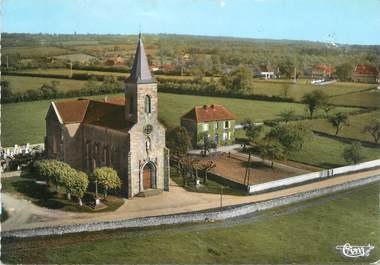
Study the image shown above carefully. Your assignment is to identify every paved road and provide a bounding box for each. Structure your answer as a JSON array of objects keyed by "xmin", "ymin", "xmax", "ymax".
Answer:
[{"xmin": 2, "ymin": 168, "xmax": 380, "ymax": 231}]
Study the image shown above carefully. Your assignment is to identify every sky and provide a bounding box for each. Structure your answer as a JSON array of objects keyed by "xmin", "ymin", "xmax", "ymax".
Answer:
[{"xmin": 2, "ymin": 0, "xmax": 380, "ymax": 45}]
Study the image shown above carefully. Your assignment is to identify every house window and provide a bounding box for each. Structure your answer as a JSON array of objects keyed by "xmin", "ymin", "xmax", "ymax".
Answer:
[
  {"xmin": 202, "ymin": 123, "xmax": 209, "ymax": 132},
  {"xmin": 222, "ymin": 132, "xmax": 228, "ymax": 141},
  {"xmin": 224, "ymin": 121, "xmax": 230, "ymax": 129},
  {"xmin": 145, "ymin": 95, "xmax": 151, "ymax": 114},
  {"xmin": 103, "ymin": 147, "xmax": 107, "ymax": 162}
]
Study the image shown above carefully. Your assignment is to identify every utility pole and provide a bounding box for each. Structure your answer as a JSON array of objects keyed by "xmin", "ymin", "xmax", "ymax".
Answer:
[
  {"xmin": 293, "ymin": 66, "xmax": 297, "ymax": 83},
  {"xmin": 244, "ymin": 152, "xmax": 251, "ymax": 185},
  {"xmin": 6, "ymin": 55, "xmax": 9, "ymax": 69}
]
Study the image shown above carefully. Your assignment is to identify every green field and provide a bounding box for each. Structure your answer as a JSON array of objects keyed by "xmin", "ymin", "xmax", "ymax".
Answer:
[
  {"xmin": 4, "ymin": 75, "xmax": 94, "ymax": 93},
  {"xmin": 329, "ymin": 90, "xmax": 380, "ymax": 108},
  {"xmin": 6, "ymin": 73, "xmax": 376, "ymax": 104},
  {"xmin": 1, "ymin": 92, "xmax": 358, "ymax": 147},
  {"xmin": 2, "ymin": 182, "xmax": 379, "ymax": 264},
  {"xmin": 288, "ymin": 134, "xmax": 379, "ymax": 168},
  {"xmin": 3, "ymin": 46, "xmax": 73, "ymax": 58},
  {"xmin": 295, "ymin": 110, "xmax": 380, "ymax": 143}
]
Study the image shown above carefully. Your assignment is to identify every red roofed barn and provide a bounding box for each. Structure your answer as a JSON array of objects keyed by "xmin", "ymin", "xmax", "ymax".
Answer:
[
  {"xmin": 311, "ymin": 64, "xmax": 334, "ymax": 79},
  {"xmin": 352, "ymin": 64, "xmax": 379, "ymax": 84},
  {"xmin": 45, "ymin": 35, "xmax": 169, "ymax": 199},
  {"xmin": 181, "ymin": 104, "xmax": 236, "ymax": 148}
]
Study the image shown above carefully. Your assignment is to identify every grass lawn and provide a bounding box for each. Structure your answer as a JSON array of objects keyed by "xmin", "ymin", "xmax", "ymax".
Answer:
[
  {"xmin": 4, "ymin": 75, "xmax": 96, "ymax": 93},
  {"xmin": 329, "ymin": 89, "xmax": 380, "ymax": 108},
  {"xmin": 2, "ymin": 182, "xmax": 379, "ymax": 264},
  {"xmin": 294, "ymin": 110, "xmax": 380, "ymax": 143},
  {"xmin": 1, "ymin": 92, "xmax": 358, "ymax": 147},
  {"xmin": 236, "ymin": 126, "xmax": 379, "ymax": 168},
  {"xmin": 1, "ymin": 174, "xmax": 124, "ymax": 213},
  {"xmin": 288, "ymin": 134, "xmax": 380, "ymax": 168}
]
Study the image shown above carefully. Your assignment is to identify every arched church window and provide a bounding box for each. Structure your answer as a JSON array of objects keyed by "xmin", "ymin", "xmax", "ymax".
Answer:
[{"xmin": 145, "ymin": 95, "xmax": 151, "ymax": 114}]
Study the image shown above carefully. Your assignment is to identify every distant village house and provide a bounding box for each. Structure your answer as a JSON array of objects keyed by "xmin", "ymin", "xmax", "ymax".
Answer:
[
  {"xmin": 256, "ymin": 65, "xmax": 276, "ymax": 79},
  {"xmin": 311, "ymin": 64, "xmax": 334, "ymax": 79},
  {"xmin": 104, "ymin": 55, "xmax": 124, "ymax": 66},
  {"xmin": 351, "ymin": 64, "xmax": 379, "ymax": 84}
]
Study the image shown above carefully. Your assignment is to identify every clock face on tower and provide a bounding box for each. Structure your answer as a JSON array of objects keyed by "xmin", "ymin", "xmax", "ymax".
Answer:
[{"xmin": 143, "ymin": 124, "xmax": 153, "ymax": 135}]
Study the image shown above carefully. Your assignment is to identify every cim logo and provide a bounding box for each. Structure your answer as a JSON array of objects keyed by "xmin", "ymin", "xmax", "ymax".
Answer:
[{"xmin": 336, "ymin": 243, "xmax": 375, "ymax": 258}]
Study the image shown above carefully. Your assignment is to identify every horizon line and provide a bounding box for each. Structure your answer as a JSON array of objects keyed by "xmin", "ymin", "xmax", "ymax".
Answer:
[{"xmin": 3, "ymin": 31, "xmax": 380, "ymax": 47}]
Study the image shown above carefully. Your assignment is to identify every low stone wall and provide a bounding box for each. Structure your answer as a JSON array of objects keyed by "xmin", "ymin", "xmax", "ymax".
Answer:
[
  {"xmin": 3, "ymin": 174, "xmax": 379, "ymax": 238},
  {"xmin": 208, "ymin": 171, "xmax": 247, "ymax": 191},
  {"xmin": 248, "ymin": 159, "xmax": 380, "ymax": 194}
]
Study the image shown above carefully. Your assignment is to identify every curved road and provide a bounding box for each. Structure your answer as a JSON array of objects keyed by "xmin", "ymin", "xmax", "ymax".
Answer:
[{"xmin": 2, "ymin": 168, "xmax": 380, "ymax": 232}]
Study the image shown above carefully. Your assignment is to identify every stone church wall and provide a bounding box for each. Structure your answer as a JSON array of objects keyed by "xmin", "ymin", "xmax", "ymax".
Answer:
[
  {"xmin": 62, "ymin": 123, "xmax": 83, "ymax": 170},
  {"xmin": 83, "ymin": 124, "xmax": 130, "ymax": 194},
  {"xmin": 45, "ymin": 106, "xmax": 63, "ymax": 160}
]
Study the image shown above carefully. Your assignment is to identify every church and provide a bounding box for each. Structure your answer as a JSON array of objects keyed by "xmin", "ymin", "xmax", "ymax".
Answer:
[{"xmin": 45, "ymin": 35, "xmax": 170, "ymax": 199}]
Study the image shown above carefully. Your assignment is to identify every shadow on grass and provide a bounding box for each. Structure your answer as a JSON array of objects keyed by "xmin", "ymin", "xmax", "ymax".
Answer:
[
  {"xmin": 241, "ymin": 161, "xmax": 272, "ymax": 169},
  {"xmin": 319, "ymin": 162, "xmax": 342, "ymax": 169},
  {"xmin": 170, "ymin": 174, "xmax": 246, "ymax": 196}
]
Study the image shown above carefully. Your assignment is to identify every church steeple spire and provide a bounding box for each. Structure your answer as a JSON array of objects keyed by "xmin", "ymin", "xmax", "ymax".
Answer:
[{"xmin": 127, "ymin": 33, "xmax": 154, "ymax": 84}]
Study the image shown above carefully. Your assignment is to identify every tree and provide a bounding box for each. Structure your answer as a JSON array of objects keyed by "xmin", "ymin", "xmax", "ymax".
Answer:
[
  {"xmin": 245, "ymin": 125, "xmax": 263, "ymax": 144},
  {"xmin": 265, "ymin": 124, "xmax": 311, "ymax": 156},
  {"xmin": 343, "ymin": 142, "xmax": 365, "ymax": 164},
  {"xmin": 362, "ymin": 120, "xmax": 380, "ymax": 144},
  {"xmin": 278, "ymin": 109, "xmax": 296, "ymax": 123},
  {"xmin": 71, "ymin": 171, "xmax": 88, "ymax": 206},
  {"xmin": 282, "ymin": 83, "xmax": 291, "ymax": 98},
  {"xmin": 302, "ymin": 90, "xmax": 328, "ymax": 119},
  {"xmin": 166, "ymin": 127, "xmax": 191, "ymax": 156},
  {"xmin": 34, "ymin": 159, "xmax": 72, "ymax": 192},
  {"xmin": 198, "ymin": 160, "xmax": 216, "ymax": 183},
  {"xmin": 256, "ymin": 141, "xmax": 285, "ymax": 168},
  {"xmin": 0, "ymin": 80, "xmax": 12, "ymax": 100},
  {"xmin": 328, "ymin": 112, "xmax": 349, "ymax": 135},
  {"xmin": 278, "ymin": 58, "xmax": 295, "ymax": 79},
  {"xmin": 93, "ymin": 167, "xmax": 121, "ymax": 199},
  {"xmin": 60, "ymin": 166, "xmax": 83, "ymax": 201},
  {"xmin": 62, "ymin": 170, "xmax": 89, "ymax": 206},
  {"xmin": 220, "ymin": 64, "xmax": 254, "ymax": 94},
  {"xmin": 335, "ymin": 62, "xmax": 354, "ymax": 81}
]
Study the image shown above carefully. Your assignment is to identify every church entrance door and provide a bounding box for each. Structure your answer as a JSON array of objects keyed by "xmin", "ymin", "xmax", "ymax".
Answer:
[{"xmin": 143, "ymin": 163, "xmax": 153, "ymax": 190}]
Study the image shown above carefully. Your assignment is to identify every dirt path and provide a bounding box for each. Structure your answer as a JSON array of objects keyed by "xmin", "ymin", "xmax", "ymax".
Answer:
[{"xmin": 2, "ymin": 168, "xmax": 380, "ymax": 232}]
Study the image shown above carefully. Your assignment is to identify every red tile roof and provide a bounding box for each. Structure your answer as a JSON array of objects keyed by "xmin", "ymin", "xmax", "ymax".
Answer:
[
  {"xmin": 52, "ymin": 97, "xmax": 133, "ymax": 132},
  {"xmin": 54, "ymin": 99, "xmax": 90, "ymax": 123},
  {"xmin": 181, "ymin": 104, "xmax": 236, "ymax": 123},
  {"xmin": 352, "ymin": 64, "xmax": 379, "ymax": 76},
  {"xmin": 313, "ymin": 64, "xmax": 334, "ymax": 75},
  {"xmin": 258, "ymin": 65, "xmax": 273, "ymax": 73}
]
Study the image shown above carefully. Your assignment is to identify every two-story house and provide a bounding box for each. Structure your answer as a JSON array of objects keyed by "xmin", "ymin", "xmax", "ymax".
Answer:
[{"xmin": 180, "ymin": 104, "xmax": 236, "ymax": 148}]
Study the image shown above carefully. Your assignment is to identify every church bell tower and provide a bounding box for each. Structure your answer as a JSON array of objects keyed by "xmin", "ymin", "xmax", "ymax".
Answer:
[{"xmin": 125, "ymin": 34, "xmax": 157, "ymax": 124}]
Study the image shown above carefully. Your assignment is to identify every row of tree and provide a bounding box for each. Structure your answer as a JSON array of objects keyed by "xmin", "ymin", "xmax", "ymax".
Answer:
[
  {"xmin": 33, "ymin": 160, "xmax": 121, "ymax": 206},
  {"xmin": 1, "ymin": 76, "xmax": 124, "ymax": 103}
]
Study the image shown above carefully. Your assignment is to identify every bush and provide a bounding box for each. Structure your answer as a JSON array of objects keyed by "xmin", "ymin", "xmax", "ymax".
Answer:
[{"xmin": 93, "ymin": 167, "xmax": 121, "ymax": 199}]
